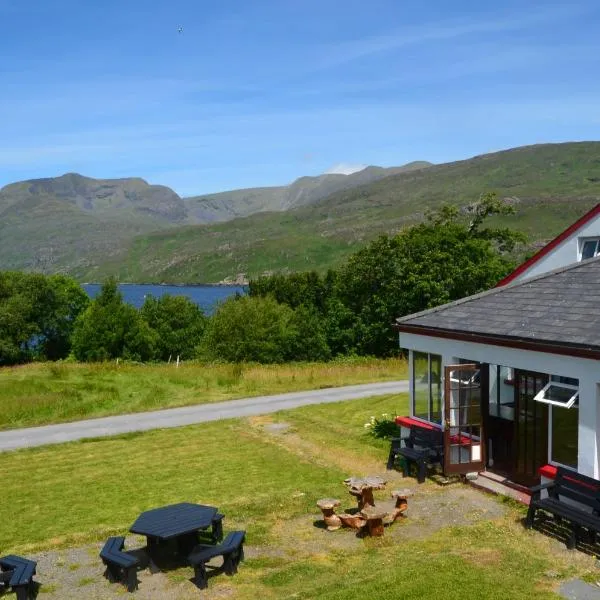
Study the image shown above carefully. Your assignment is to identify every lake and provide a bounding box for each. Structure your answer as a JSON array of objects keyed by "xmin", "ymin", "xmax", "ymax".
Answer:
[{"xmin": 83, "ymin": 284, "xmax": 247, "ymax": 314}]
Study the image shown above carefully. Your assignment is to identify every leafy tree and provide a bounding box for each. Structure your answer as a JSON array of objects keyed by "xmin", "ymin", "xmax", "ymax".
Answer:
[
  {"xmin": 287, "ymin": 305, "xmax": 331, "ymax": 362},
  {"xmin": 248, "ymin": 271, "xmax": 332, "ymax": 313},
  {"xmin": 140, "ymin": 294, "xmax": 207, "ymax": 361},
  {"xmin": 334, "ymin": 203, "xmax": 520, "ymax": 355},
  {"xmin": 199, "ymin": 295, "xmax": 329, "ymax": 363},
  {"xmin": 0, "ymin": 272, "xmax": 39, "ymax": 364},
  {"xmin": 38, "ymin": 275, "xmax": 90, "ymax": 360},
  {"xmin": 71, "ymin": 278, "xmax": 157, "ymax": 361},
  {"xmin": 0, "ymin": 272, "xmax": 88, "ymax": 364}
]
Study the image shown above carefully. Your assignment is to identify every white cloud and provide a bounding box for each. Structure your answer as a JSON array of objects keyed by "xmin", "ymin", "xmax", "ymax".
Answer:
[
  {"xmin": 325, "ymin": 163, "xmax": 367, "ymax": 175},
  {"xmin": 315, "ymin": 4, "xmax": 592, "ymax": 69}
]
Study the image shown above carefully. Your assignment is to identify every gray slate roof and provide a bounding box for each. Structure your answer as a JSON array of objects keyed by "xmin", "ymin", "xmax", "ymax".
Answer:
[{"xmin": 395, "ymin": 256, "xmax": 600, "ymax": 350}]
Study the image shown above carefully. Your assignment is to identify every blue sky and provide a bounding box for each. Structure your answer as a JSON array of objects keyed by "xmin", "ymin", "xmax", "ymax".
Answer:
[{"xmin": 1, "ymin": 0, "xmax": 600, "ymax": 196}]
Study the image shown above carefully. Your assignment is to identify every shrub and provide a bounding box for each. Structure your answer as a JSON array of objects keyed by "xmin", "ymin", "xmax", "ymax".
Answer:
[{"xmin": 364, "ymin": 413, "xmax": 398, "ymax": 439}]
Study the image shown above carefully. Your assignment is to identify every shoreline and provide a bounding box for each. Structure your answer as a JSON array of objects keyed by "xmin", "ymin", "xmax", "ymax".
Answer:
[{"xmin": 81, "ymin": 282, "xmax": 249, "ymax": 288}]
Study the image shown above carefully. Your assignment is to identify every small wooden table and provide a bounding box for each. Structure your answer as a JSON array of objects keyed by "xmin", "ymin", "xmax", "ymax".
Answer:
[{"xmin": 344, "ymin": 476, "xmax": 387, "ymax": 510}]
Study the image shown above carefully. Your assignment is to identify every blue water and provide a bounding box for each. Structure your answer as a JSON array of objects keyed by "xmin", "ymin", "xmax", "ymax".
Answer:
[{"xmin": 83, "ymin": 284, "xmax": 247, "ymax": 314}]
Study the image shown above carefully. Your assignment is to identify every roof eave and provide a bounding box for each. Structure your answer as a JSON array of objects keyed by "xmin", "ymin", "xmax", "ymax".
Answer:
[{"xmin": 394, "ymin": 323, "xmax": 600, "ymax": 360}]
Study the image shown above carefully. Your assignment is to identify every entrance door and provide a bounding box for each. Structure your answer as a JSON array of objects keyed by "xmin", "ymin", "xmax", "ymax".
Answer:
[
  {"xmin": 514, "ymin": 370, "xmax": 548, "ymax": 486},
  {"xmin": 443, "ymin": 364, "xmax": 485, "ymax": 474}
]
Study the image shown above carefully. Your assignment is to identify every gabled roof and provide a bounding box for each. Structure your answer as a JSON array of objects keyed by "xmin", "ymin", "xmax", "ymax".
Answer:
[
  {"xmin": 497, "ymin": 203, "xmax": 600, "ymax": 286},
  {"xmin": 395, "ymin": 256, "xmax": 600, "ymax": 358}
]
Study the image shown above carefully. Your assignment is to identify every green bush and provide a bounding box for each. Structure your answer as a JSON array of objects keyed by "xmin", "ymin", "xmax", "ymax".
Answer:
[
  {"xmin": 199, "ymin": 295, "xmax": 330, "ymax": 363},
  {"xmin": 364, "ymin": 413, "xmax": 398, "ymax": 439},
  {"xmin": 71, "ymin": 278, "xmax": 157, "ymax": 362},
  {"xmin": 140, "ymin": 294, "xmax": 207, "ymax": 361}
]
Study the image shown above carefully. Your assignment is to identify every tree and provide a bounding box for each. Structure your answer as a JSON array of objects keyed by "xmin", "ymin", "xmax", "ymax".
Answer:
[
  {"xmin": 0, "ymin": 271, "xmax": 88, "ymax": 364},
  {"xmin": 248, "ymin": 271, "xmax": 331, "ymax": 313},
  {"xmin": 71, "ymin": 278, "xmax": 157, "ymax": 361},
  {"xmin": 38, "ymin": 275, "xmax": 90, "ymax": 360},
  {"xmin": 140, "ymin": 294, "xmax": 207, "ymax": 361},
  {"xmin": 199, "ymin": 295, "xmax": 329, "ymax": 363},
  {"xmin": 334, "ymin": 211, "xmax": 520, "ymax": 356}
]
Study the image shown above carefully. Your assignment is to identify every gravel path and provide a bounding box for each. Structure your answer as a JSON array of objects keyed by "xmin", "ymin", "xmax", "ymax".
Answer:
[{"xmin": 0, "ymin": 380, "xmax": 408, "ymax": 452}]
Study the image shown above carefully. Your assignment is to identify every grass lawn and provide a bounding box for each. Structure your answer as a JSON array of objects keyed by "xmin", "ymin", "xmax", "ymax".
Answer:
[
  {"xmin": 0, "ymin": 392, "xmax": 596, "ymax": 599},
  {"xmin": 0, "ymin": 356, "xmax": 406, "ymax": 430}
]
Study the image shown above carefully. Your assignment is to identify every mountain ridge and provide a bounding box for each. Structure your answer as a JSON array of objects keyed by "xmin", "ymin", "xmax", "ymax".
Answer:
[{"xmin": 2, "ymin": 142, "xmax": 600, "ymax": 282}]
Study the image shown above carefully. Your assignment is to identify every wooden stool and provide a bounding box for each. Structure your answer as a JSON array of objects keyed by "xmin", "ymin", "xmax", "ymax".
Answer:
[
  {"xmin": 360, "ymin": 506, "xmax": 388, "ymax": 537},
  {"xmin": 390, "ymin": 489, "xmax": 412, "ymax": 522},
  {"xmin": 317, "ymin": 498, "xmax": 342, "ymax": 531}
]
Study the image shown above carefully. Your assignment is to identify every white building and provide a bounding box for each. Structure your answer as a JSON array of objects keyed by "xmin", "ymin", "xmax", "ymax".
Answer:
[{"xmin": 395, "ymin": 206, "xmax": 600, "ymax": 486}]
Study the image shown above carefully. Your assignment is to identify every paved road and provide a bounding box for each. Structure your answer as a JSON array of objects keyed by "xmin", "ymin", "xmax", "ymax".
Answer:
[{"xmin": 0, "ymin": 381, "xmax": 408, "ymax": 452}]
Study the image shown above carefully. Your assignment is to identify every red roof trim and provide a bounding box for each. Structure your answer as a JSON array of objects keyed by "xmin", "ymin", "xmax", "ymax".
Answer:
[{"xmin": 497, "ymin": 203, "xmax": 600, "ymax": 287}]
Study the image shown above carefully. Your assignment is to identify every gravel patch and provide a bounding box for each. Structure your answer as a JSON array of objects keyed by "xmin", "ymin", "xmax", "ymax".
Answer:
[
  {"xmin": 23, "ymin": 485, "xmax": 507, "ymax": 597},
  {"xmin": 31, "ymin": 536, "xmax": 252, "ymax": 599}
]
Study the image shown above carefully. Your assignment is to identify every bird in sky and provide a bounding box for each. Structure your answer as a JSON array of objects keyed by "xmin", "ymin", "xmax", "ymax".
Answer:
[{"xmin": 178, "ymin": 26, "xmax": 183, "ymax": 34}]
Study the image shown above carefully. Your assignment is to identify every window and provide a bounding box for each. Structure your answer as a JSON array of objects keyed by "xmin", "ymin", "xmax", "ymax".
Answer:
[
  {"xmin": 488, "ymin": 365, "xmax": 515, "ymax": 420},
  {"xmin": 412, "ymin": 351, "xmax": 442, "ymax": 425},
  {"xmin": 580, "ymin": 238, "xmax": 600, "ymax": 261},
  {"xmin": 534, "ymin": 380, "xmax": 579, "ymax": 408},
  {"xmin": 540, "ymin": 375, "xmax": 579, "ymax": 469},
  {"xmin": 551, "ymin": 399, "xmax": 578, "ymax": 468}
]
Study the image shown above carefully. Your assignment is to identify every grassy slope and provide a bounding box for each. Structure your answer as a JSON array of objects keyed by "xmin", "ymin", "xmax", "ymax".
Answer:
[
  {"xmin": 0, "ymin": 358, "xmax": 406, "ymax": 429},
  {"xmin": 0, "ymin": 393, "xmax": 591, "ymax": 599},
  {"xmin": 88, "ymin": 141, "xmax": 600, "ymax": 282}
]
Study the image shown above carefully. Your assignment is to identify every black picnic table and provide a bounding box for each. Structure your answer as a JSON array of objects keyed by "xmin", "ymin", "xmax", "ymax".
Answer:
[{"xmin": 130, "ymin": 502, "xmax": 218, "ymax": 565}]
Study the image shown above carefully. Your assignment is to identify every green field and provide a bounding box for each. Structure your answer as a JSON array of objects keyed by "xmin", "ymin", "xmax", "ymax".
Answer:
[
  {"xmin": 86, "ymin": 142, "xmax": 600, "ymax": 282},
  {"xmin": 0, "ymin": 357, "xmax": 406, "ymax": 429},
  {"xmin": 0, "ymin": 393, "xmax": 594, "ymax": 599}
]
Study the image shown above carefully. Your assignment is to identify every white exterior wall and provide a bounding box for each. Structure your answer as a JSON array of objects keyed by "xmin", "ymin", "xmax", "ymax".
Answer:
[
  {"xmin": 512, "ymin": 215, "xmax": 600, "ymax": 283},
  {"xmin": 400, "ymin": 332, "xmax": 600, "ymax": 478}
]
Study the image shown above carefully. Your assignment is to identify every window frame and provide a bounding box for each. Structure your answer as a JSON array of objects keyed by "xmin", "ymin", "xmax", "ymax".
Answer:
[
  {"xmin": 534, "ymin": 381, "xmax": 579, "ymax": 408},
  {"xmin": 411, "ymin": 351, "xmax": 442, "ymax": 425}
]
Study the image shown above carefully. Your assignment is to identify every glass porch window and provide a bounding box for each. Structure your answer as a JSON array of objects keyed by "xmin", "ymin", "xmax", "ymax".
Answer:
[
  {"xmin": 412, "ymin": 351, "xmax": 442, "ymax": 425},
  {"xmin": 488, "ymin": 365, "xmax": 515, "ymax": 420},
  {"xmin": 551, "ymin": 401, "xmax": 578, "ymax": 469}
]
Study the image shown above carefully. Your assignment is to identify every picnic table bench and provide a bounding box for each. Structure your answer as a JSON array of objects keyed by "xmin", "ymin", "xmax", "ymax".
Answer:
[
  {"xmin": 0, "ymin": 554, "xmax": 37, "ymax": 600},
  {"xmin": 100, "ymin": 536, "xmax": 140, "ymax": 592},
  {"xmin": 388, "ymin": 427, "xmax": 443, "ymax": 483},
  {"xmin": 526, "ymin": 466, "xmax": 600, "ymax": 550},
  {"xmin": 188, "ymin": 530, "xmax": 246, "ymax": 590}
]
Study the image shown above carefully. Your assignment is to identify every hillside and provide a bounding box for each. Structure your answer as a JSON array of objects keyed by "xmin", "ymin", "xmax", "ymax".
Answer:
[
  {"xmin": 184, "ymin": 161, "xmax": 432, "ymax": 222},
  {"xmin": 0, "ymin": 164, "xmax": 429, "ymax": 274},
  {"xmin": 84, "ymin": 142, "xmax": 600, "ymax": 283},
  {"xmin": 0, "ymin": 173, "xmax": 187, "ymax": 273}
]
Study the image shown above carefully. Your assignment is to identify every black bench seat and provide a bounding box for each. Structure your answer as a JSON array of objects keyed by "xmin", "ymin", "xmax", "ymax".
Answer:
[
  {"xmin": 526, "ymin": 466, "xmax": 600, "ymax": 550},
  {"xmin": 188, "ymin": 530, "xmax": 246, "ymax": 590},
  {"xmin": 388, "ymin": 427, "xmax": 444, "ymax": 483},
  {"xmin": 0, "ymin": 555, "xmax": 37, "ymax": 600},
  {"xmin": 100, "ymin": 536, "xmax": 140, "ymax": 592}
]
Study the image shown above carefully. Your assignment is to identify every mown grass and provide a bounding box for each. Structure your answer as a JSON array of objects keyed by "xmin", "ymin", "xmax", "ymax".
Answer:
[
  {"xmin": 0, "ymin": 393, "xmax": 595, "ymax": 599},
  {"xmin": 0, "ymin": 357, "xmax": 406, "ymax": 430}
]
